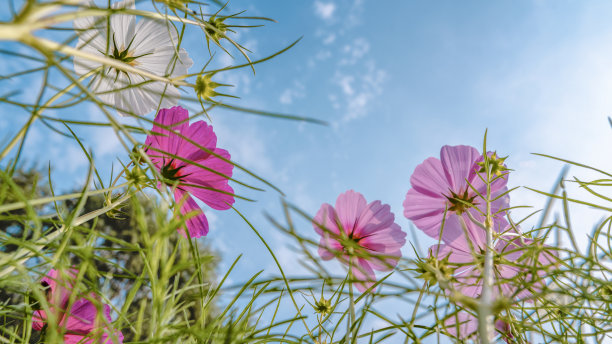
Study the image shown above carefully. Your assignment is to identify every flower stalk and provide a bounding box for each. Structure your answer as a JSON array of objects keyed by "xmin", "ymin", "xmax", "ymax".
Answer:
[{"xmin": 478, "ymin": 149, "xmax": 495, "ymax": 344}]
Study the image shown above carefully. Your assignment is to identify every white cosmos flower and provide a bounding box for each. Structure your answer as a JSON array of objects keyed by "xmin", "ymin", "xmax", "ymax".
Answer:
[{"xmin": 73, "ymin": 0, "xmax": 193, "ymax": 116}]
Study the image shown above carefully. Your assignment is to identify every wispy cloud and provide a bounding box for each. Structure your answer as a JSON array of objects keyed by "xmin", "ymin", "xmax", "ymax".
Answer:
[
  {"xmin": 334, "ymin": 64, "xmax": 386, "ymax": 122},
  {"xmin": 279, "ymin": 81, "xmax": 306, "ymax": 105},
  {"xmin": 314, "ymin": 1, "xmax": 336, "ymax": 20},
  {"xmin": 331, "ymin": 38, "xmax": 387, "ymax": 123},
  {"xmin": 339, "ymin": 37, "xmax": 370, "ymax": 65}
]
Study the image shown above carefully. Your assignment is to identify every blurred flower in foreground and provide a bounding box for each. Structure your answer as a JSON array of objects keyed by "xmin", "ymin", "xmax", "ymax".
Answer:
[
  {"xmin": 429, "ymin": 216, "xmax": 557, "ymax": 303},
  {"xmin": 144, "ymin": 106, "xmax": 235, "ymax": 238},
  {"xmin": 445, "ymin": 312, "xmax": 515, "ymax": 343},
  {"xmin": 403, "ymin": 145, "xmax": 509, "ymax": 244},
  {"xmin": 313, "ymin": 190, "xmax": 407, "ymax": 292},
  {"xmin": 73, "ymin": 0, "xmax": 193, "ymax": 116},
  {"xmin": 32, "ymin": 269, "xmax": 123, "ymax": 343},
  {"xmin": 431, "ymin": 217, "xmax": 557, "ymax": 340}
]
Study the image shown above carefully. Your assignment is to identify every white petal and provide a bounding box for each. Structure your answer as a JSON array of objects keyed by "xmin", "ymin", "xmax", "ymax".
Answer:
[
  {"xmin": 110, "ymin": 0, "xmax": 136, "ymax": 50},
  {"xmin": 73, "ymin": 43, "xmax": 105, "ymax": 76},
  {"xmin": 132, "ymin": 19, "xmax": 175, "ymax": 53}
]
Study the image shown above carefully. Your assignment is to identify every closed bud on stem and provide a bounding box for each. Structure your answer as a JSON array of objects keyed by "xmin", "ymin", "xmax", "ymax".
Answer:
[
  {"xmin": 414, "ymin": 255, "xmax": 454, "ymax": 287},
  {"xmin": 195, "ymin": 73, "xmax": 234, "ymax": 102},
  {"xmin": 314, "ymin": 296, "xmax": 332, "ymax": 316},
  {"xmin": 125, "ymin": 166, "xmax": 148, "ymax": 190},
  {"xmin": 477, "ymin": 151, "xmax": 509, "ymax": 177},
  {"xmin": 104, "ymin": 192, "xmax": 126, "ymax": 220},
  {"xmin": 205, "ymin": 16, "xmax": 228, "ymax": 45}
]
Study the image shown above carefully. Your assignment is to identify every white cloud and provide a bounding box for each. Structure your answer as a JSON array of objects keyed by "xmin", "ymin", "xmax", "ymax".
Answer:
[
  {"xmin": 333, "ymin": 61, "xmax": 386, "ymax": 122},
  {"xmin": 314, "ymin": 1, "xmax": 336, "ymax": 20},
  {"xmin": 323, "ymin": 33, "xmax": 336, "ymax": 45},
  {"xmin": 279, "ymin": 81, "xmax": 306, "ymax": 105},
  {"xmin": 336, "ymin": 74, "xmax": 355, "ymax": 96},
  {"xmin": 339, "ymin": 38, "xmax": 370, "ymax": 65}
]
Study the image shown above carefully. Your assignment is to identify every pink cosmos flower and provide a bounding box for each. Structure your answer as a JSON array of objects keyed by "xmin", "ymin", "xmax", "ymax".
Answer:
[
  {"xmin": 144, "ymin": 106, "xmax": 235, "ymax": 238},
  {"xmin": 32, "ymin": 269, "xmax": 123, "ymax": 344},
  {"xmin": 430, "ymin": 216, "xmax": 557, "ymax": 303},
  {"xmin": 313, "ymin": 190, "xmax": 407, "ymax": 292},
  {"xmin": 403, "ymin": 145, "xmax": 510, "ymax": 244},
  {"xmin": 430, "ymin": 217, "xmax": 557, "ymax": 340}
]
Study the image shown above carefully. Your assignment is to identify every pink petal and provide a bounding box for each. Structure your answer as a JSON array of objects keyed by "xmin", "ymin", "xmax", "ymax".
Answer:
[
  {"xmin": 496, "ymin": 320, "xmax": 514, "ymax": 343},
  {"xmin": 402, "ymin": 188, "xmax": 446, "ymax": 237},
  {"xmin": 363, "ymin": 251, "xmax": 401, "ymax": 272},
  {"xmin": 359, "ymin": 224, "xmax": 406, "ymax": 255},
  {"xmin": 174, "ymin": 190, "xmax": 209, "ymax": 238},
  {"xmin": 181, "ymin": 181, "xmax": 235, "ymax": 211},
  {"xmin": 64, "ymin": 328, "xmax": 124, "ymax": 344},
  {"xmin": 145, "ymin": 107, "xmax": 189, "ymax": 156},
  {"xmin": 439, "ymin": 145, "xmax": 480, "ymax": 191},
  {"xmin": 351, "ymin": 258, "xmax": 377, "ymax": 293},
  {"xmin": 353, "ymin": 200, "xmax": 395, "ymax": 238},
  {"xmin": 41, "ymin": 269, "xmax": 79, "ymax": 309},
  {"xmin": 445, "ymin": 311, "xmax": 478, "ymax": 339},
  {"xmin": 61, "ymin": 297, "xmax": 104, "ymax": 333},
  {"xmin": 180, "ymin": 149, "xmax": 235, "ymax": 210},
  {"xmin": 409, "ymin": 157, "xmax": 450, "ymax": 198},
  {"xmin": 177, "ymin": 121, "xmax": 218, "ymax": 162},
  {"xmin": 317, "ymin": 236, "xmax": 343, "ymax": 261},
  {"xmin": 334, "ymin": 190, "xmax": 367, "ymax": 236},
  {"xmin": 32, "ymin": 310, "xmax": 46, "ymax": 330},
  {"xmin": 313, "ymin": 203, "xmax": 340, "ymax": 236},
  {"xmin": 429, "ymin": 243, "xmax": 473, "ymax": 264},
  {"xmin": 429, "ymin": 213, "xmax": 486, "ymax": 249}
]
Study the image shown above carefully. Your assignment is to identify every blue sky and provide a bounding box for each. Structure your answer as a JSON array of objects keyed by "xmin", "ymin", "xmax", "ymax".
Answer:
[{"xmin": 2, "ymin": 0, "xmax": 612, "ymax": 342}]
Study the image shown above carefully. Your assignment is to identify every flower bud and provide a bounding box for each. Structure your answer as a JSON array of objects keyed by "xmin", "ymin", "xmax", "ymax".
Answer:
[
  {"xmin": 205, "ymin": 16, "xmax": 228, "ymax": 45},
  {"xmin": 414, "ymin": 255, "xmax": 454, "ymax": 287},
  {"xmin": 314, "ymin": 296, "xmax": 332, "ymax": 316}
]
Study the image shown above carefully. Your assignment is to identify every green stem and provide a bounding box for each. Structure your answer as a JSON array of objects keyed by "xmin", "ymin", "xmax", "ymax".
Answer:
[
  {"xmin": 478, "ymin": 157, "xmax": 494, "ymax": 344},
  {"xmin": 347, "ymin": 262, "xmax": 356, "ymax": 344}
]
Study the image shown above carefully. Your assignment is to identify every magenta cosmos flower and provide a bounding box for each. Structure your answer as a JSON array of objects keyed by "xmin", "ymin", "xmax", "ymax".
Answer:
[
  {"xmin": 144, "ymin": 106, "xmax": 235, "ymax": 238},
  {"xmin": 313, "ymin": 190, "xmax": 407, "ymax": 292},
  {"xmin": 32, "ymin": 269, "xmax": 123, "ymax": 344},
  {"xmin": 403, "ymin": 145, "xmax": 509, "ymax": 244}
]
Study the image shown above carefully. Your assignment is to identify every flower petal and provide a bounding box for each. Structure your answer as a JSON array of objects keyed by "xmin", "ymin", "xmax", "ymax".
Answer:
[
  {"xmin": 403, "ymin": 187, "xmax": 446, "ymax": 237},
  {"xmin": 353, "ymin": 200, "xmax": 394, "ymax": 238},
  {"xmin": 177, "ymin": 120, "xmax": 218, "ymax": 162},
  {"xmin": 313, "ymin": 203, "xmax": 339, "ymax": 236},
  {"xmin": 174, "ymin": 189, "xmax": 209, "ymax": 238},
  {"xmin": 351, "ymin": 258, "xmax": 376, "ymax": 293},
  {"xmin": 334, "ymin": 190, "xmax": 367, "ymax": 236},
  {"xmin": 180, "ymin": 149, "xmax": 235, "ymax": 211},
  {"xmin": 439, "ymin": 145, "xmax": 480, "ymax": 191},
  {"xmin": 409, "ymin": 156, "xmax": 450, "ymax": 198},
  {"xmin": 145, "ymin": 106, "xmax": 189, "ymax": 157},
  {"xmin": 444, "ymin": 311, "xmax": 478, "ymax": 340}
]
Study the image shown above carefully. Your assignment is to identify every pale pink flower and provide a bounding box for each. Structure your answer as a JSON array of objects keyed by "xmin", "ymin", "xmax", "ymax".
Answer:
[
  {"xmin": 403, "ymin": 145, "xmax": 509, "ymax": 244},
  {"xmin": 313, "ymin": 190, "xmax": 407, "ymax": 292},
  {"xmin": 430, "ymin": 216, "xmax": 557, "ymax": 302},
  {"xmin": 144, "ymin": 106, "xmax": 234, "ymax": 238},
  {"xmin": 431, "ymin": 217, "xmax": 557, "ymax": 340},
  {"xmin": 444, "ymin": 312, "xmax": 515, "ymax": 342},
  {"xmin": 32, "ymin": 269, "xmax": 123, "ymax": 344}
]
